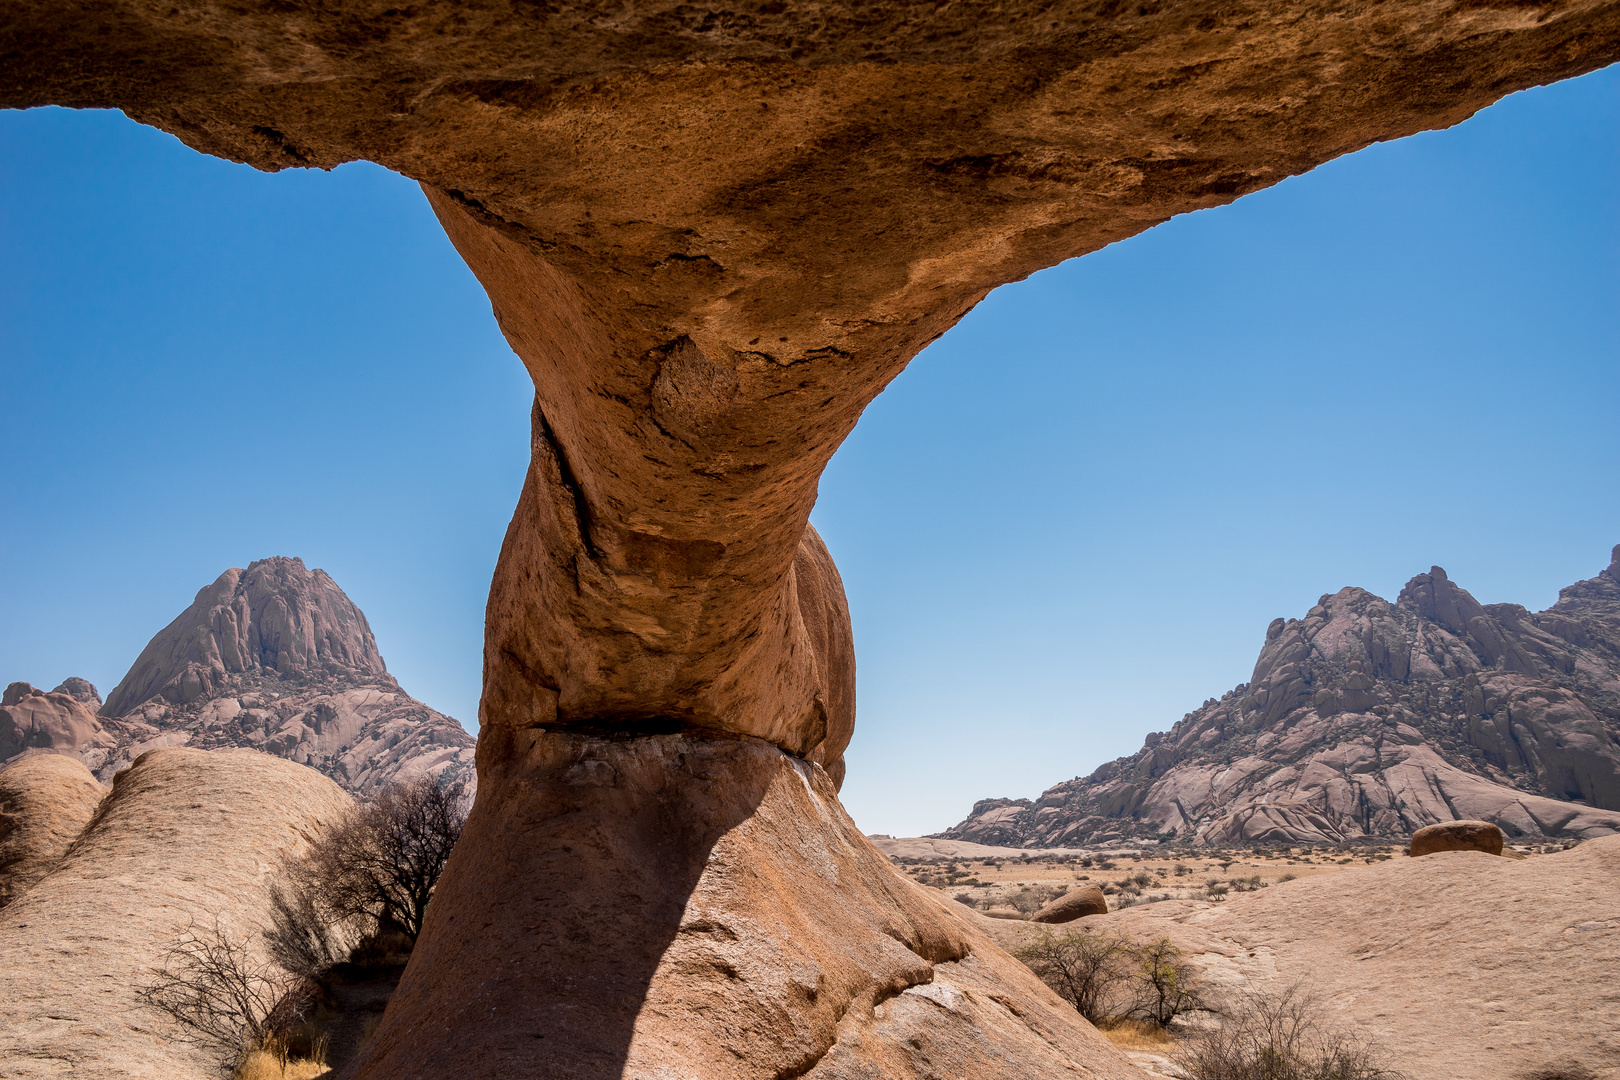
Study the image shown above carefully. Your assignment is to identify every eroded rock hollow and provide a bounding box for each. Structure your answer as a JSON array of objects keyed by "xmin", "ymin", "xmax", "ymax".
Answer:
[{"xmin": 6, "ymin": 1, "xmax": 1620, "ymax": 1074}]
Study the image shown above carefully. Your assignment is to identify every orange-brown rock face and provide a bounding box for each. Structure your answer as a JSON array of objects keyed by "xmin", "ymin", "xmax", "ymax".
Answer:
[
  {"xmin": 1410, "ymin": 819, "xmax": 1506, "ymax": 857},
  {"xmin": 363, "ymin": 730, "xmax": 1143, "ymax": 1079},
  {"xmin": 6, "ymin": 2, "xmax": 1620, "ymax": 1075}
]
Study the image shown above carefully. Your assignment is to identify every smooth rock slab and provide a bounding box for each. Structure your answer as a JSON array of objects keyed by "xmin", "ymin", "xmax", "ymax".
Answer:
[
  {"xmin": 975, "ymin": 838, "xmax": 1620, "ymax": 1080},
  {"xmin": 0, "ymin": 748, "xmax": 352, "ymax": 1080}
]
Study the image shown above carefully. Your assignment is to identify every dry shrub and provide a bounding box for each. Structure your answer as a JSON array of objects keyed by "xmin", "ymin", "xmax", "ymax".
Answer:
[
  {"xmin": 1101, "ymin": 1018, "xmax": 1177, "ymax": 1052},
  {"xmin": 1010, "ymin": 884, "xmax": 1064, "ymax": 913},
  {"xmin": 1175, "ymin": 983, "xmax": 1403, "ymax": 1080},
  {"xmin": 137, "ymin": 917, "xmax": 309, "ymax": 1072},
  {"xmin": 1015, "ymin": 930, "xmax": 1204, "ymax": 1028},
  {"xmin": 1131, "ymin": 936, "xmax": 1204, "ymax": 1026},
  {"xmin": 268, "ymin": 774, "xmax": 469, "ymax": 958},
  {"xmin": 234, "ymin": 1046, "xmax": 328, "ymax": 1080},
  {"xmin": 1014, "ymin": 925, "xmax": 1132, "ymax": 1024}
]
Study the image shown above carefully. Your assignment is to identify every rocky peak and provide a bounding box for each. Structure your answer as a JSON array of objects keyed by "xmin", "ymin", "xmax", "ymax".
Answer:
[
  {"xmin": 103, "ymin": 556, "xmax": 386, "ymax": 717},
  {"xmin": 1549, "ymin": 544, "xmax": 1620, "ymax": 620},
  {"xmin": 6, "ymin": 559, "xmax": 473, "ymax": 796},
  {"xmin": 51, "ymin": 679, "xmax": 101, "ymax": 708},
  {"xmin": 1397, "ymin": 566, "xmax": 1483, "ymax": 635},
  {"xmin": 942, "ymin": 544, "xmax": 1620, "ymax": 847}
]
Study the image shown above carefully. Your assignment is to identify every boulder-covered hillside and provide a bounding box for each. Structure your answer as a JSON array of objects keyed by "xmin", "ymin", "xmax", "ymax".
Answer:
[
  {"xmin": 943, "ymin": 546, "xmax": 1620, "ymax": 846},
  {"xmin": 0, "ymin": 557, "xmax": 474, "ymax": 794}
]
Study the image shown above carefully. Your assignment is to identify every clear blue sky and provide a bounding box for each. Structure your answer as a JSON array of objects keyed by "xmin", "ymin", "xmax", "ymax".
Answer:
[{"xmin": 3, "ymin": 66, "xmax": 1616, "ymax": 837}]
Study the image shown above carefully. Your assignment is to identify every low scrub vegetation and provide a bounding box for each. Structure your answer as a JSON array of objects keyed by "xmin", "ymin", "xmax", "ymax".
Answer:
[
  {"xmin": 1015, "ymin": 931, "xmax": 1404, "ymax": 1080},
  {"xmin": 1013, "ymin": 926, "xmax": 1204, "ymax": 1027},
  {"xmin": 139, "ymin": 776, "xmax": 469, "ymax": 1077},
  {"xmin": 136, "ymin": 916, "xmax": 307, "ymax": 1066},
  {"xmin": 1174, "ymin": 983, "xmax": 1404, "ymax": 1080}
]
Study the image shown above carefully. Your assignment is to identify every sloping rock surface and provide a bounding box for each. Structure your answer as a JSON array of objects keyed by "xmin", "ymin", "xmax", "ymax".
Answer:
[
  {"xmin": 2, "ymin": 557, "xmax": 474, "ymax": 795},
  {"xmin": 975, "ymin": 837, "xmax": 1620, "ymax": 1080},
  {"xmin": 0, "ymin": 755, "xmax": 105, "ymax": 907},
  {"xmin": 945, "ymin": 548, "xmax": 1620, "ymax": 846},
  {"xmin": 0, "ymin": 747, "xmax": 353, "ymax": 1080}
]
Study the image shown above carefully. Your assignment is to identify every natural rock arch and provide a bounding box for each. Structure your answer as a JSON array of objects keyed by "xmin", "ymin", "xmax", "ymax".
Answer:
[{"xmin": 6, "ymin": 3, "xmax": 1619, "ymax": 1076}]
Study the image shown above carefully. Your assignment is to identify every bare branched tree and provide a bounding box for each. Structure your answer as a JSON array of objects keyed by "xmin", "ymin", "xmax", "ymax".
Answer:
[
  {"xmin": 263, "ymin": 867, "xmax": 357, "ymax": 980},
  {"xmin": 1014, "ymin": 926, "xmax": 1133, "ymax": 1025},
  {"xmin": 1175, "ymin": 982, "xmax": 1405, "ymax": 1080},
  {"xmin": 297, "ymin": 774, "xmax": 469, "ymax": 944},
  {"xmin": 137, "ymin": 916, "xmax": 307, "ymax": 1070}
]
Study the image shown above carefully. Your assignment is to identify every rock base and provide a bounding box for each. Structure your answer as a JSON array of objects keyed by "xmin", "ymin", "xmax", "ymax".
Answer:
[{"xmin": 354, "ymin": 730, "xmax": 1144, "ymax": 1079}]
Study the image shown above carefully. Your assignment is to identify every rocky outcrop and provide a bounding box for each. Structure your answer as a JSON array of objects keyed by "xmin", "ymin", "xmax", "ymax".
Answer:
[
  {"xmin": 944, "ymin": 548, "xmax": 1620, "ymax": 847},
  {"xmin": 1032, "ymin": 885, "xmax": 1109, "ymax": 924},
  {"xmin": 0, "ymin": 748, "xmax": 353, "ymax": 1079},
  {"xmin": 1410, "ymin": 820, "xmax": 1504, "ymax": 858},
  {"xmin": 976, "ymin": 837, "xmax": 1620, "ymax": 1080},
  {"xmin": 0, "ymin": 755, "xmax": 105, "ymax": 907},
  {"xmin": 0, "ymin": 681, "xmax": 115, "ymax": 764},
  {"xmin": 1, "ymin": 558, "xmax": 474, "ymax": 795},
  {"xmin": 9, "ymin": 2, "xmax": 1620, "ymax": 1075}
]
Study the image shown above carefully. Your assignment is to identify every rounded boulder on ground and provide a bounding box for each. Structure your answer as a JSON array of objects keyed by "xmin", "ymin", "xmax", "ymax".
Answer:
[
  {"xmin": 1409, "ymin": 820, "xmax": 1505, "ymax": 857},
  {"xmin": 1030, "ymin": 884, "xmax": 1109, "ymax": 923}
]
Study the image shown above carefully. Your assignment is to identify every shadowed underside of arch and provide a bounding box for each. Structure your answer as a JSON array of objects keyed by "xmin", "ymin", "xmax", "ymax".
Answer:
[{"xmin": 5, "ymin": 2, "xmax": 1617, "ymax": 1076}]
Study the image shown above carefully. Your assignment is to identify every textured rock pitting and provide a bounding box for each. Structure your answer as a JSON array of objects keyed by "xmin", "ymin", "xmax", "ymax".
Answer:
[{"xmin": 946, "ymin": 547, "xmax": 1620, "ymax": 846}]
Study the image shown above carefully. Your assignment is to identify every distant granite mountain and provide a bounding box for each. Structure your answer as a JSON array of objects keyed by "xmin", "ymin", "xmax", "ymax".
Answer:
[
  {"xmin": 943, "ymin": 546, "xmax": 1620, "ymax": 847},
  {"xmin": 0, "ymin": 557, "xmax": 474, "ymax": 794}
]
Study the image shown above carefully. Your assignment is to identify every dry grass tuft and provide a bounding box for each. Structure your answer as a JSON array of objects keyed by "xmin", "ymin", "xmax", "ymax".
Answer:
[
  {"xmin": 234, "ymin": 1047, "xmax": 328, "ymax": 1080},
  {"xmin": 1101, "ymin": 1018, "xmax": 1176, "ymax": 1051}
]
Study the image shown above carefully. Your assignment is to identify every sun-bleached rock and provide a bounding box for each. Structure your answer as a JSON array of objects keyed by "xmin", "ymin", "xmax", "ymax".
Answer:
[
  {"xmin": 1409, "ymin": 819, "xmax": 1504, "ymax": 857},
  {"xmin": 0, "ymin": 754, "xmax": 105, "ymax": 907},
  {"xmin": 945, "ymin": 548, "xmax": 1620, "ymax": 847},
  {"xmin": 0, "ymin": 747, "xmax": 352, "ymax": 1080},
  {"xmin": 1031, "ymin": 885, "xmax": 1110, "ymax": 924},
  {"xmin": 976, "ymin": 838, "xmax": 1620, "ymax": 1080}
]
